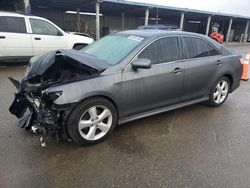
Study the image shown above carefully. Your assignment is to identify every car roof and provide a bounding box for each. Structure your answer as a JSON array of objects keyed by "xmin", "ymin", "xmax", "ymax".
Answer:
[
  {"xmin": 118, "ymin": 29, "xmax": 205, "ymax": 38},
  {"xmin": 117, "ymin": 29, "xmax": 223, "ymax": 49},
  {"xmin": 0, "ymin": 11, "xmax": 27, "ymax": 17},
  {"xmin": 137, "ymin": 24, "xmax": 179, "ymax": 29}
]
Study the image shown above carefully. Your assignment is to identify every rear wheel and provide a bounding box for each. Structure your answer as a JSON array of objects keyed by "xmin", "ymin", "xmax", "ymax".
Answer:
[
  {"xmin": 207, "ymin": 77, "xmax": 230, "ymax": 107},
  {"xmin": 67, "ymin": 97, "xmax": 117, "ymax": 145}
]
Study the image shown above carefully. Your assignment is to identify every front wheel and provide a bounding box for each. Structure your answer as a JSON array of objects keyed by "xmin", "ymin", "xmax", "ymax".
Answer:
[
  {"xmin": 207, "ymin": 77, "xmax": 230, "ymax": 107},
  {"xmin": 67, "ymin": 98, "xmax": 117, "ymax": 145}
]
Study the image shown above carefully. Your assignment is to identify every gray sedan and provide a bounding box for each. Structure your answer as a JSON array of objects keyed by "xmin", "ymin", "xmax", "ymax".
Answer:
[{"xmin": 9, "ymin": 30, "xmax": 242, "ymax": 146}]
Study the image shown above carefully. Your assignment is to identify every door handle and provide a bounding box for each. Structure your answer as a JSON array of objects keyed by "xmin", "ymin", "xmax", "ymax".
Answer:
[
  {"xmin": 216, "ymin": 60, "xmax": 222, "ymax": 66},
  {"xmin": 0, "ymin": 36, "xmax": 6, "ymax": 39},
  {"xmin": 34, "ymin": 37, "xmax": 41, "ymax": 40},
  {"xmin": 172, "ymin": 67, "xmax": 182, "ymax": 74}
]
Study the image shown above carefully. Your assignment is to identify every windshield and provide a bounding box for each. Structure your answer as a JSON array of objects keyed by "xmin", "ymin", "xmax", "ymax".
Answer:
[{"xmin": 81, "ymin": 35, "xmax": 144, "ymax": 65}]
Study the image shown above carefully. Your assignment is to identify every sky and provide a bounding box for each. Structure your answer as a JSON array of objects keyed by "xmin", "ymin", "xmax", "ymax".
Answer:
[{"xmin": 128, "ymin": 0, "xmax": 250, "ymax": 17}]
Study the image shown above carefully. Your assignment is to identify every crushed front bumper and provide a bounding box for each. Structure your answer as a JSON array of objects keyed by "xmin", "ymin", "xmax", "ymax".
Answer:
[
  {"xmin": 9, "ymin": 80, "xmax": 63, "ymax": 147},
  {"xmin": 10, "ymin": 92, "xmax": 58, "ymax": 125}
]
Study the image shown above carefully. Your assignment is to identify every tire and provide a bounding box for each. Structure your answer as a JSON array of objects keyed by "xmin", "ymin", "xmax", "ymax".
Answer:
[
  {"xmin": 67, "ymin": 97, "xmax": 118, "ymax": 145},
  {"xmin": 207, "ymin": 76, "xmax": 230, "ymax": 107},
  {"xmin": 73, "ymin": 44, "xmax": 87, "ymax": 50}
]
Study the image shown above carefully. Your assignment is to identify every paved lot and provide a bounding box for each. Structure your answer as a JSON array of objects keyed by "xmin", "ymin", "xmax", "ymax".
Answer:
[{"xmin": 1, "ymin": 45, "xmax": 250, "ymax": 188}]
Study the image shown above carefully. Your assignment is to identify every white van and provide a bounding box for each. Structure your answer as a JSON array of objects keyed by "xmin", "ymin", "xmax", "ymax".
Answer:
[{"xmin": 0, "ymin": 11, "xmax": 94, "ymax": 62}]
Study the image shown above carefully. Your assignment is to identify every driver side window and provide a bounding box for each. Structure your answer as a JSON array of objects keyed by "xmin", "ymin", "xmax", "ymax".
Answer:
[
  {"xmin": 138, "ymin": 36, "xmax": 180, "ymax": 65},
  {"xmin": 30, "ymin": 18, "xmax": 60, "ymax": 36}
]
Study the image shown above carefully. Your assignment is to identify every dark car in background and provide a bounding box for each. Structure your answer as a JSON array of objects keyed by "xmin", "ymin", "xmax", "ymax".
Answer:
[
  {"xmin": 9, "ymin": 30, "xmax": 242, "ymax": 146},
  {"xmin": 137, "ymin": 24, "xmax": 179, "ymax": 30}
]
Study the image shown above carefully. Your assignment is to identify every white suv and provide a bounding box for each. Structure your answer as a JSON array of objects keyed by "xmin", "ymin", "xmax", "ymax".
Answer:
[{"xmin": 0, "ymin": 11, "xmax": 94, "ymax": 62}]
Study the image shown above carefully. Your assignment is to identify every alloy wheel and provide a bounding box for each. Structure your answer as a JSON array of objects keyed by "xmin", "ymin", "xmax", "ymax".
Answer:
[
  {"xmin": 213, "ymin": 80, "xmax": 229, "ymax": 104},
  {"xmin": 78, "ymin": 105, "xmax": 113, "ymax": 141}
]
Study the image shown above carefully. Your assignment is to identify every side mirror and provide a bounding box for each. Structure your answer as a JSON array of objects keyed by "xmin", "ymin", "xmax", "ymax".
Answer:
[
  {"xmin": 131, "ymin": 58, "xmax": 151, "ymax": 70},
  {"xmin": 57, "ymin": 30, "xmax": 63, "ymax": 36}
]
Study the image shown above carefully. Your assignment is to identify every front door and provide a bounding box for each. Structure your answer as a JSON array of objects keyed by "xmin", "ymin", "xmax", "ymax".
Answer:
[
  {"xmin": 29, "ymin": 18, "xmax": 66, "ymax": 56},
  {"xmin": 120, "ymin": 36, "xmax": 184, "ymax": 118}
]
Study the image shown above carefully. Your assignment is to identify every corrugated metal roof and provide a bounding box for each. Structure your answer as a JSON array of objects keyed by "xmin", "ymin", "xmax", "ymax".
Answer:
[
  {"xmin": 31, "ymin": 0, "xmax": 96, "ymax": 11},
  {"xmin": 103, "ymin": 0, "xmax": 250, "ymax": 20},
  {"xmin": 30, "ymin": 0, "xmax": 250, "ymax": 20}
]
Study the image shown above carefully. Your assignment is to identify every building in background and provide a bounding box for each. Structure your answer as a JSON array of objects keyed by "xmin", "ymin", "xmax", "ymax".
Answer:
[{"xmin": 0, "ymin": 0, "xmax": 250, "ymax": 42}]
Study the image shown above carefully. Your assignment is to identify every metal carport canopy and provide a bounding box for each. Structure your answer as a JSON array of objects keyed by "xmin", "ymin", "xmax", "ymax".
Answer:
[
  {"xmin": 31, "ymin": 0, "xmax": 147, "ymax": 16},
  {"xmin": 30, "ymin": 0, "xmax": 250, "ymax": 19},
  {"xmin": 30, "ymin": 0, "xmax": 250, "ymax": 42},
  {"xmin": 103, "ymin": 0, "xmax": 250, "ymax": 19}
]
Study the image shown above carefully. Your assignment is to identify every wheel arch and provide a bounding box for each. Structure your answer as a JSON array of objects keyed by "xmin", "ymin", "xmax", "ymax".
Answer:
[
  {"xmin": 206, "ymin": 72, "xmax": 234, "ymax": 96},
  {"xmin": 223, "ymin": 73, "xmax": 234, "ymax": 91},
  {"xmin": 65, "ymin": 94, "xmax": 119, "ymax": 144},
  {"xmin": 81, "ymin": 95, "xmax": 119, "ymax": 117},
  {"xmin": 67, "ymin": 94, "xmax": 120, "ymax": 121}
]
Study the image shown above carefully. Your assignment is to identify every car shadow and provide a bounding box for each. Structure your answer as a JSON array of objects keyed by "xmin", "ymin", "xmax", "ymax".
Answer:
[{"xmin": 0, "ymin": 61, "xmax": 29, "ymax": 67}]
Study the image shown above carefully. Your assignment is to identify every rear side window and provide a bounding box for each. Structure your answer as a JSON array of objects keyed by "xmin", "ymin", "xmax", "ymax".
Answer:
[
  {"xmin": 0, "ymin": 16, "xmax": 27, "ymax": 33},
  {"xmin": 207, "ymin": 43, "xmax": 220, "ymax": 56},
  {"xmin": 30, "ymin": 18, "xmax": 59, "ymax": 35},
  {"xmin": 183, "ymin": 37, "xmax": 220, "ymax": 59},
  {"xmin": 138, "ymin": 37, "xmax": 180, "ymax": 64}
]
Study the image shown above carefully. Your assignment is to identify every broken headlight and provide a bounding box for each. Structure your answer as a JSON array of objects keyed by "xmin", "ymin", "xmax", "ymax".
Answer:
[{"xmin": 42, "ymin": 90, "xmax": 63, "ymax": 102}]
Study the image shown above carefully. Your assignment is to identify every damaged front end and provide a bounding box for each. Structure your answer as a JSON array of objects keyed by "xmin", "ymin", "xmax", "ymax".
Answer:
[
  {"xmin": 9, "ymin": 50, "xmax": 109, "ymax": 147},
  {"xmin": 9, "ymin": 84, "xmax": 62, "ymax": 147}
]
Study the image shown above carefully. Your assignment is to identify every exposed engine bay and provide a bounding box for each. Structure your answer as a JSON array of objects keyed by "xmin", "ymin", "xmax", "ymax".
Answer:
[
  {"xmin": 9, "ymin": 50, "xmax": 109, "ymax": 147},
  {"xmin": 27, "ymin": 55, "xmax": 97, "ymax": 87}
]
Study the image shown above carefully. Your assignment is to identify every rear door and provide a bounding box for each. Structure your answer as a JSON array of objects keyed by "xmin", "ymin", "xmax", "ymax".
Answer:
[
  {"xmin": 0, "ymin": 16, "xmax": 33, "ymax": 58},
  {"xmin": 181, "ymin": 36, "xmax": 222, "ymax": 102},
  {"xmin": 121, "ymin": 36, "xmax": 184, "ymax": 117},
  {"xmin": 28, "ymin": 18, "xmax": 67, "ymax": 56}
]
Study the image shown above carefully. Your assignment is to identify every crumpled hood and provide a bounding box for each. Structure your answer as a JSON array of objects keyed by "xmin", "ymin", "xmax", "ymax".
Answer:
[{"xmin": 25, "ymin": 49, "xmax": 109, "ymax": 79}]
